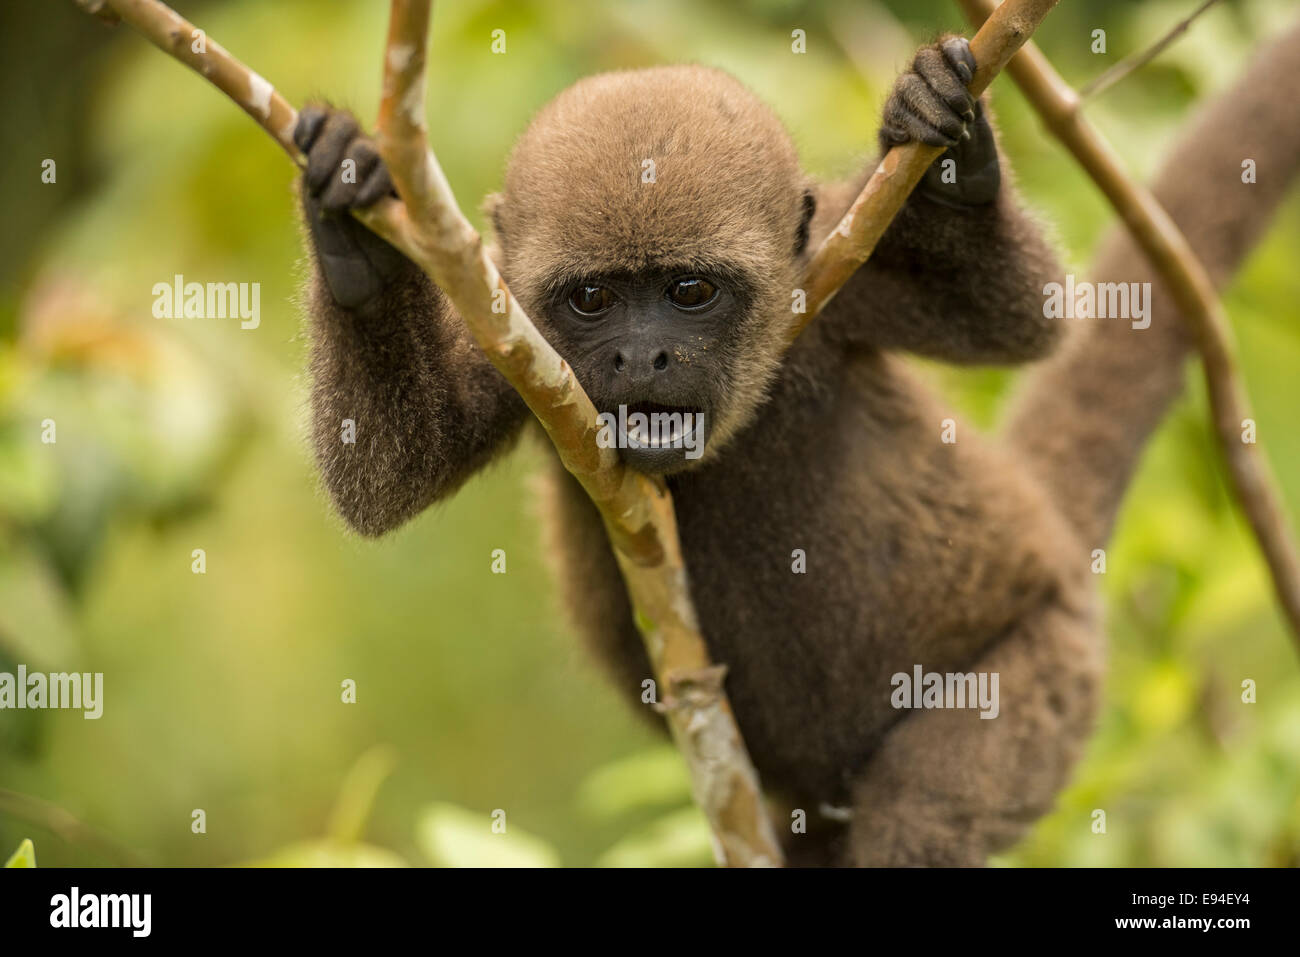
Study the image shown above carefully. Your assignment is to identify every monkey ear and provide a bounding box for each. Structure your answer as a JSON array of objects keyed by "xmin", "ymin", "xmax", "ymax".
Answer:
[
  {"xmin": 794, "ymin": 188, "xmax": 816, "ymax": 256},
  {"xmin": 483, "ymin": 192, "xmax": 507, "ymax": 243}
]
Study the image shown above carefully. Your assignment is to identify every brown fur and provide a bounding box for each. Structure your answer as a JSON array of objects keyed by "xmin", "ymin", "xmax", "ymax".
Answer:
[{"xmin": 299, "ymin": 30, "xmax": 1300, "ymax": 865}]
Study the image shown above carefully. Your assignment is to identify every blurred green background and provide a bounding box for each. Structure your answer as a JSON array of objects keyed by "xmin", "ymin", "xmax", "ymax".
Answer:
[{"xmin": 2, "ymin": 0, "xmax": 1299, "ymax": 867}]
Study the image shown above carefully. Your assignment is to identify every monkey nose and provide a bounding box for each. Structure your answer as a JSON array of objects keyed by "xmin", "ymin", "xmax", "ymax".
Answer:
[{"xmin": 613, "ymin": 350, "xmax": 669, "ymax": 373}]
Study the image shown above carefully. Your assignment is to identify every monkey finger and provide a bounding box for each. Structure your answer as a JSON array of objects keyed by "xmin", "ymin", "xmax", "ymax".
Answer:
[
  {"xmin": 354, "ymin": 161, "xmax": 396, "ymax": 209},
  {"xmin": 914, "ymin": 47, "xmax": 975, "ymax": 121},
  {"xmin": 306, "ymin": 111, "xmax": 362, "ymax": 197},
  {"xmin": 320, "ymin": 139, "xmax": 380, "ymax": 211},
  {"xmin": 294, "ymin": 104, "xmax": 328, "ymax": 154},
  {"xmin": 878, "ymin": 120, "xmax": 910, "ymax": 149},
  {"xmin": 894, "ymin": 109, "xmax": 959, "ymax": 149},
  {"xmin": 940, "ymin": 36, "xmax": 977, "ymax": 87},
  {"xmin": 892, "ymin": 73, "xmax": 964, "ymax": 145},
  {"xmin": 349, "ymin": 139, "xmax": 382, "ymax": 188}
]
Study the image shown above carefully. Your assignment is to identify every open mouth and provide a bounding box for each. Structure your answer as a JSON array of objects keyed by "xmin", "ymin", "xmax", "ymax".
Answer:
[{"xmin": 620, "ymin": 401, "xmax": 705, "ymax": 450}]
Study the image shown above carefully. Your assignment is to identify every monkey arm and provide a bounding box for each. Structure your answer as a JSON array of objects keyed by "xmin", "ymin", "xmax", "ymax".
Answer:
[
  {"xmin": 306, "ymin": 262, "xmax": 528, "ymax": 537},
  {"xmin": 294, "ymin": 104, "xmax": 529, "ymax": 537},
  {"xmin": 840, "ymin": 177, "xmax": 1065, "ymax": 365},
  {"xmin": 811, "ymin": 168, "xmax": 1064, "ymax": 365},
  {"xmin": 818, "ymin": 36, "xmax": 1065, "ymax": 365}
]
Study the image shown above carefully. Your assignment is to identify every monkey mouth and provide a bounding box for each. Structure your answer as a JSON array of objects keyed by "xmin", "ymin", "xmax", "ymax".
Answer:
[
  {"xmin": 621, "ymin": 402, "xmax": 704, "ymax": 449},
  {"xmin": 604, "ymin": 400, "xmax": 709, "ymax": 474}
]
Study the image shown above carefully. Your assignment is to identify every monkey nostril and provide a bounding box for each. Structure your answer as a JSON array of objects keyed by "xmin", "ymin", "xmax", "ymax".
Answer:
[
  {"xmin": 653, "ymin": 352, "xmax": 668, "ymax": 371},
  {"xmin": 614, "ymin": 354, "xmax": 625, "ymax": 373}
]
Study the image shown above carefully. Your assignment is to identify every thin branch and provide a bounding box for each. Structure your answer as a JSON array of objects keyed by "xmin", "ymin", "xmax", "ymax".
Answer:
[
  {"xmin": 1078, "ymin": 0, "xmax": 1224, "ymax": 101},
  {"xmin": 794, "ymin": 0, "xmax": 1061, "ymax": 337},
  {"xmin": 957, "ymin": 0, "xmax": 1300, "ymax": 642}
]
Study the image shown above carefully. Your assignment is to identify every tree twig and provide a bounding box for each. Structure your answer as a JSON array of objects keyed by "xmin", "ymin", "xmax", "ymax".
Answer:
[
  {"xmin": 1078, "ymin": 0, "xmax": 1224, "ymax": 101},
  {"xmin": 957, "ymin": 0, "xmax": 1300, "ymax": 642}
]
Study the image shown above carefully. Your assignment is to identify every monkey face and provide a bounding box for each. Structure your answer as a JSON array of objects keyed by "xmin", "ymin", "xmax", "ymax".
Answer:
[
  {"xmin": 493, "ymin": 64, "xmax": 813, "ymax": 471},
  {"xmin": 536, "ymin": 266, "xmax": 759, "ymax": 473}
]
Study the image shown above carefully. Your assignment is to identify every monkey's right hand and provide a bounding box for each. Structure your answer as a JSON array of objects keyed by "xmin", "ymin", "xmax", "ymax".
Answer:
[{"xmin": 296, "ymin": 104, "xmax": 417, "ymax": 312}]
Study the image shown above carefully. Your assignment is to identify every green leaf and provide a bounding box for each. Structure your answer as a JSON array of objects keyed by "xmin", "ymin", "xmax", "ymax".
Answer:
[
  {"xmin": 416, "ymin": 803, "xmax": 560, "ymax": 868},
  {"xmin": 5, "ymin": 838, "xmax": 36, "ymax": 868}
]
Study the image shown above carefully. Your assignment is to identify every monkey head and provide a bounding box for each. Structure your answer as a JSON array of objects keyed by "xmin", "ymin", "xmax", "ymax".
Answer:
[{"xmin": 490, "ymin": 65, "xmax": 814, "ymax": 473}]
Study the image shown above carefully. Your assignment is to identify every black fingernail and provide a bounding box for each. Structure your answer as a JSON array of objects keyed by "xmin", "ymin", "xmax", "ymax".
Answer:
[
  {"xmin": 964, "ymin": 108, "xmax": 976, "ymax": 122},
  {"xmin": 957, "ymin": 62, "xmax": 973, "ymax": 83},
  {"xmin": 961, "ymin": 128, "xmax": 972, "ymax": 141}
]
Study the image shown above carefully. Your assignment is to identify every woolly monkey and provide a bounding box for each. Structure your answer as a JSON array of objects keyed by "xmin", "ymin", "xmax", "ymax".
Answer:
[{"xmin": 296, "ymin": 28, "xmax": 1300, "ymax": 865}]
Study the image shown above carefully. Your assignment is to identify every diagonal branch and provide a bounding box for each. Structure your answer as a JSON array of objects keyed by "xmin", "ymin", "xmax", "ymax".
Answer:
[{"xmin": 957, "ymin": 0, "xmax": 1300, "ymax": 644}]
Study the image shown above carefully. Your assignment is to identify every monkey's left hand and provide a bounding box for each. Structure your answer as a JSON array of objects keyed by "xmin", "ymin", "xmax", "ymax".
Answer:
[{"xmin": 879, "ymin": 36, "xmax": 1000, "ymax": 206}]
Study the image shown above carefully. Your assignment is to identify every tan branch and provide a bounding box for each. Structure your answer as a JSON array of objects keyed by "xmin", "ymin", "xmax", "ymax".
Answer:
[
  {"xmin": 794, "ymin": 0, "xmax": 1062, "ymax": 339},
  {"xmin": 74, "ymin": 0, "xmax": 783, "ymax": 866},
  {"xmin": 957, "ymin": 0, "xmax": 1300, "ymax": 641}
]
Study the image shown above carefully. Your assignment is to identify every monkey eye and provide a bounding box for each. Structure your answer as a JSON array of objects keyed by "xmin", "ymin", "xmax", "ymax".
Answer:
[
  {"xmin": 666, "ymin": 276, "xmax": 718, "ymax": 310},
  {"xmin": 568, "ymin": 284, "xmax": 617, "ymax": 317}
]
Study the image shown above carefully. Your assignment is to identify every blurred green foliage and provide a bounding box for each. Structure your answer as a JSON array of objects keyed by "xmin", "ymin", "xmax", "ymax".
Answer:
[{"xmin": 1, "ymin": 0, "xmax": 1298, "ymax": 867}]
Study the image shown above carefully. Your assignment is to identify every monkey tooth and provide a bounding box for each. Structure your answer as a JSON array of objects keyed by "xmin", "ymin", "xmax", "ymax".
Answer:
[{"xmin": 595, "ymin": 404, "xmax": 706, "ymax": 459}]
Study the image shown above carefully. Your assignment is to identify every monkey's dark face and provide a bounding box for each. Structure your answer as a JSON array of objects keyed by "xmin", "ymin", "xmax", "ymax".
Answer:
[{"xmin": 538, "ymin": 266, "xmax": 753, "ymax": 473}]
